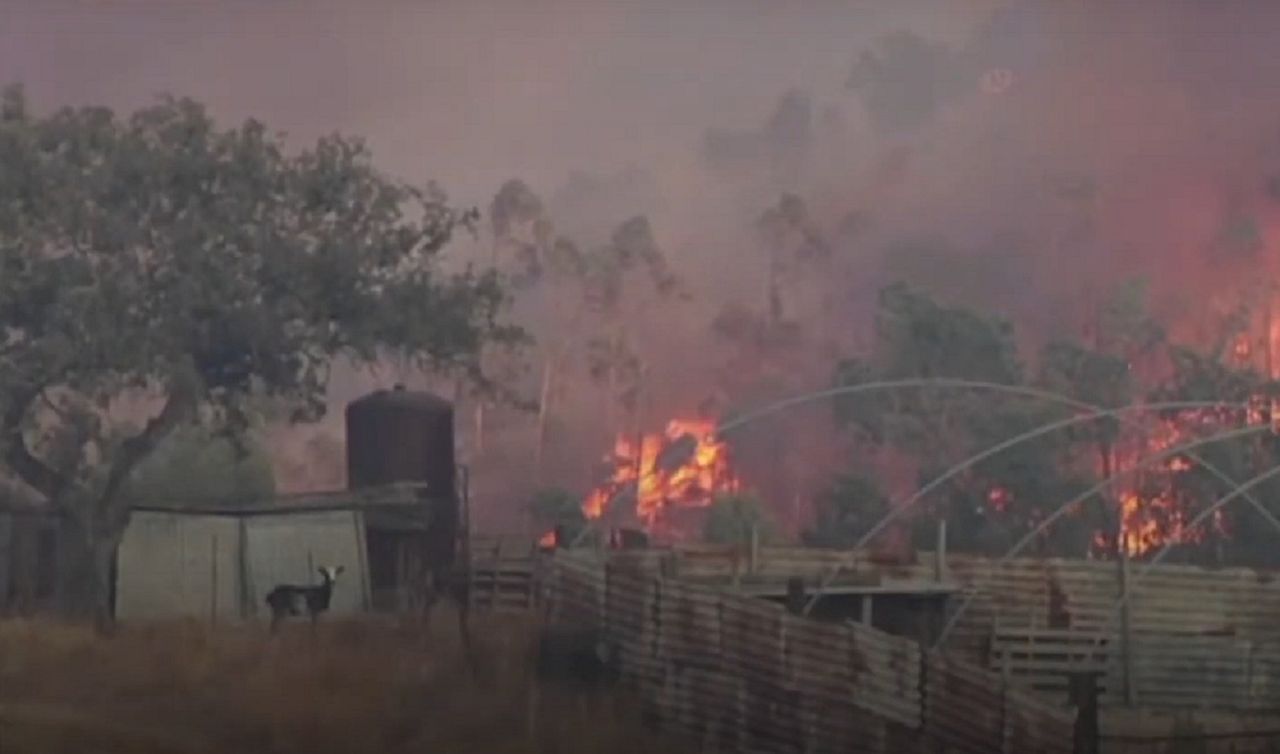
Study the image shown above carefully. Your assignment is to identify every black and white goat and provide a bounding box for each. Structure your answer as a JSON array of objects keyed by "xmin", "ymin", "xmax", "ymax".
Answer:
[{"xmin": 265, "ymin": 565, "xmax": 344, "ymax": 633}]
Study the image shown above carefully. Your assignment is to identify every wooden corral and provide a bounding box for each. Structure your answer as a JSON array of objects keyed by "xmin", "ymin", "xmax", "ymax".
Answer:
[
  {"xmin": 616, "ymin": 544, "xmax": 1280, "ymax": 726},
  {"xmin": 542, "ymin": 551, "xmax": 1075, "ymax": 754},
  {"xmin": 468, "ymin": 534, "xmax": 538, "ymax": 612}
]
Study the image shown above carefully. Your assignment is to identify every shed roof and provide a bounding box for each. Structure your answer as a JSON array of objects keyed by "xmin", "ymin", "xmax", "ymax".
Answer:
[{"xmin": 130, "ymin": 482, "xmax": 437, "ymax": 517}]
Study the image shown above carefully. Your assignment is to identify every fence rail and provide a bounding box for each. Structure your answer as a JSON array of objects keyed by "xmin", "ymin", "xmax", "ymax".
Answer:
[
  {"xmin": 615, "ymin": 545, "xmax": 1280, "ymax": 712},
  {"xmin": 543, "ymin": 553, "xmax": 1074, "ymax": 754}
]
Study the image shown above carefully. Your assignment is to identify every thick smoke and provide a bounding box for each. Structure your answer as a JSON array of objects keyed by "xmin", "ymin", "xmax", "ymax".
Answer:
[{"xmin": 9, "ymin": 2, "xmax": 1280, "ymax": 528}]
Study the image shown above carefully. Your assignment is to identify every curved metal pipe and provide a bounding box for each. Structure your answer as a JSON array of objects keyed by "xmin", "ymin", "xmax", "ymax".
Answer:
[
  {"xmin": 931, "ymin": 422, "xmax": 1271, "ymax": 649},
  {"xmin": 1080, "ymin": 459, "xmax": 1280, "ymax": 659},
  {"xmin": 802, "ymin": 400, "xmax": 1256, "ymax": 615}
]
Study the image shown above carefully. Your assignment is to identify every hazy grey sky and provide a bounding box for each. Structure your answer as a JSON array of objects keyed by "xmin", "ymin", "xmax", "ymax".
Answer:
[{"xmin": 0, "ymin": 1, "xmax": 991, "ymax": 205}]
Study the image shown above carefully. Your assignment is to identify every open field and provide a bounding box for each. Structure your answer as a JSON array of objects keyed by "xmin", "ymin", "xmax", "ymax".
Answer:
[{"xmin": 0, "ymin": 611, "xmax": 686, "ymax": 754}]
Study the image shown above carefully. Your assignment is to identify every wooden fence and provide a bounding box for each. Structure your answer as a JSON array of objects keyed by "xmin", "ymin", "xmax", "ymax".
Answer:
[
  {"xmin": 618, "ymin": 545, "xmax": 1280, "ymax": 711},
  {"xmin": 542, "ymin": 552, "xmax": 1075, "ymax": 754}
]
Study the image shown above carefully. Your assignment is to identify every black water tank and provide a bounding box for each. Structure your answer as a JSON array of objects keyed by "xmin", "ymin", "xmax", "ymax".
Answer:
[{"xmin": 345, "ymin": 385, "xmax": 456, "ymax": 496}]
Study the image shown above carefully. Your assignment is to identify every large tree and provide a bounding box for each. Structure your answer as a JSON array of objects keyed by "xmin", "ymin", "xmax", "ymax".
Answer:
[
  {"xmin": 1036, "ymin": 278, "xmax": 1166, "ymax": 553},
  {"xmin": 0, "ymin": 87, "xmax": 516, "ymax": 624},
  {"xmin": 828, "ymin": 283, "xmax": 1090, "ymax": 555},
  {"xmin": 1146, "ymin": 342, "xmax": 1280, "ymax": 567}
]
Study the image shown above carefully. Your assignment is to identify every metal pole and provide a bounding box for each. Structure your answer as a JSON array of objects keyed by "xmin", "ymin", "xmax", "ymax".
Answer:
[
  {"xmin": 1069, "ymin": 672, "xmax": 1101, "ymax": 754},
  {"xmin": 748, "ymin": 523, "xmax": 759, "ymax": 576},
  {"xmin": 1118, "ymin": 533, "xmax": 1135, "ymax": 706},
  {"xmin": 935, "ymin": 520, "xmax": 947, "ymax": 583},
  {"xmin": 210, "ymin": 533, "xmax": 218, "ymax": 626}
]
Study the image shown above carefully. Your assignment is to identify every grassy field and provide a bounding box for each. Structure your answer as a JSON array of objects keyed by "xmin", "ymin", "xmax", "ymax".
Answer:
[{"xmin": 0, "ymin": 610, "xmax": 685, "ymax": 754}]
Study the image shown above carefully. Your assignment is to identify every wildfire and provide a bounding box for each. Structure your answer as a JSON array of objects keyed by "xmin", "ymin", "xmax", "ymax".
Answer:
[
  {"xmin": 987, "ymin": 486, "xmax": 1011, "ymax": 513},
  {"xmin": 581, "ymin": 418, "xmax": 740, "ymax": 537},
  {"xmin": 1103, "ymin": 407, "xmax": 1255, "ymax": 558}
]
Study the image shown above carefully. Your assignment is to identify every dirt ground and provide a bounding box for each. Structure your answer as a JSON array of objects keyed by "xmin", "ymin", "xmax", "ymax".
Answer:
[{"xmin": 0, "ymin": 610, "xmax": 682, "ymax": 754}]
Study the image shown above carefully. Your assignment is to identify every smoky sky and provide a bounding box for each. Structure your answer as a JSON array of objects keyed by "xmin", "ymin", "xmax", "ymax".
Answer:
[
  {"xmin": 0, "ymin": 1, "xmax": 981, "ymax": 201},
  {"xmin": 8, "ymin": 1, "xmax": 1280, "ymax": 497}
]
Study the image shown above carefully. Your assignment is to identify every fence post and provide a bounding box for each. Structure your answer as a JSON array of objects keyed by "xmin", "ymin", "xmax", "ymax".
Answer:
[
  {"xmin": 210, "ymin": 533, "xmax": 218, "ymax": 625},
  {"xmin": 1244, "ymin": 639, "xmax": 1256, "ymax": 703},
  {"xmin": 1117, "ymin": 536, "xmax": 1136, "ymax": 706},
  {"xmin": 786, "ymin": 577, "xmax": 806, "ymax": 616},
  {"xmin": 237, "ymin": 518, "xmax": 251, "ymax": 620},
  {"xmin": 1000, "ymin": 652, "xmax": 1011, "ymax": 754},
  {"xmin": 1068, "ymin": 671, "xmax": 1100, "ymax": 754},
  {"xmin": 919, "ymin": 650, "xmax": 938, "ymax": 753},
  {"xmin": 935, "ymin": 520, "xmax": 947, "ymax": 583}
]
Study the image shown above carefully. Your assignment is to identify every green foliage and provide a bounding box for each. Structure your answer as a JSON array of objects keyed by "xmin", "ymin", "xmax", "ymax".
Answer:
[
  {"xmin": 121, "ymin": 426, "xmax": 275, "ymax": 507},
  {"xmin": 871, "ymin": 281, "xmax": 1022, "ymax": 384},
  {"xmin": 1037, "ymin": 339, "xmax": 1130, "ymax": 447},
  {"xmin": 802, "ymin": 474, "xmax": 890, "ymax": 549},
  {"xmin": 828, "ymin": 282, "xmax": 1093, "ymax": 556},
  {"xmin": 702, "ymin": 492, "xmax": 777, "ymax": 546},
  {"xmin": 834, "ymin": 283, "xmax": 1023, "ymax": 466},
  {"xmin": 529, "ymin": 487, "xmax": 584, "ymax": 527}
]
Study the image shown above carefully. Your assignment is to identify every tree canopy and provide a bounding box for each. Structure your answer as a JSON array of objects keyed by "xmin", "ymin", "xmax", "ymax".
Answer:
[
  {"xmin": 121, "ymin": 425, "xmax": 276, "ymax": 507},
  {"xmin": 0, "ymin": 86, "xmax": 518, "ymax": 620}
]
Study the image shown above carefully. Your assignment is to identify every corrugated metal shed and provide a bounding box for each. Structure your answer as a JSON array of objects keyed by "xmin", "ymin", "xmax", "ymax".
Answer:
[
  {"xmin": 115, "ymin": 503, "xmax": 387, "ymax": 622},
  {"xmin": 115, "ymin": 512, "xmax": 240, "ymax": 621},
  {"xmin": 241, "ymin": 509, "xmax": 368, "ymax": 618}
]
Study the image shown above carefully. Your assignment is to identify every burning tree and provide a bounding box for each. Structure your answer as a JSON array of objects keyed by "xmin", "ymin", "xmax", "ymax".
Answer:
[
  {"xmin": 827, "ymin": 283, "xmax": 1112, "ymax": 557},
  {"xmin": 822, "ymin": 279, "xmax": 1280, "ymax": 566}
]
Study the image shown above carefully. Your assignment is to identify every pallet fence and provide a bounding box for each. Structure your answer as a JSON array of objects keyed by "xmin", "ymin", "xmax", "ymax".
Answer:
[
  {"xmin": 605, "ymin": 545, "xmax": 1280, "ymax": 712},
  {"xmin": 542, "ymin": 552, "xmax": 1075, "ymax": 754}
]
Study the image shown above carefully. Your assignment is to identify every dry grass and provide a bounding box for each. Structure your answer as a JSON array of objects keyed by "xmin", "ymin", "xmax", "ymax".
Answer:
[{"xmin": 0, "ymin": 610, "xmax": 686, "ymax": 754}]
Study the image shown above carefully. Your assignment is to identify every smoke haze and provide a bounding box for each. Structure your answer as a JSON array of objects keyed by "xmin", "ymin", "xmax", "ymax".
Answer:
[{"xmin": 8, "ymin": 1, "xmax": 1280, "ymax": 524}]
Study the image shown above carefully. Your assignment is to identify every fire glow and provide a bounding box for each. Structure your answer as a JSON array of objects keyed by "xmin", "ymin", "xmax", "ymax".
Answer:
[
  {"xmin": 582, "ymin": 418, "xmax": 741, "ymax": 536},
  {"xmin": 1105, "ymin": 412, "xmax": 1244, "ymax": 558}
]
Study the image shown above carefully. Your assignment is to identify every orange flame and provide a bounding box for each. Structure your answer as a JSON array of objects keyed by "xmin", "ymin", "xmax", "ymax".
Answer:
[
  {"xmin": 582, "ymin": 418, "xmax": 740, "ymax": 534},
  {"xmin": 1102, "ymin": 404, "xmax": 1258, "ymax": 558}
]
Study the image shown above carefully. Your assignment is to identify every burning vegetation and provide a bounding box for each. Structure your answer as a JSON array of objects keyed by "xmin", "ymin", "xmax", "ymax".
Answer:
[
  {"xmin": 541, "ymin": 419, "xmax": 741, "ymax": 545},
  {"xmin": 437, "ymin": 3, "xmax": 1280, "ymax": 571}
]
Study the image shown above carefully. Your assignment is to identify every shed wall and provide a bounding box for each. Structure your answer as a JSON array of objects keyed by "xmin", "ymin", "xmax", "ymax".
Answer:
[
  {"xmin": 0, "ymin": 513, "xmax": 11, "ymax": 607},
  {"xmin": 116, "ymin": 512, "xmax": 241, "ymax": 621},
  {"xmin": 242, "ymin": 510, "xmax": 368, "ymax": 618},
  {"xmin": 116, "ymin": 509, "xmax": 369, "ymax": 622}
]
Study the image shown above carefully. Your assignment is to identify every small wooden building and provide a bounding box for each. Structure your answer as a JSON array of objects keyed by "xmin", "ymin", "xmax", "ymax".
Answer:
[{"xmin": 114, "ymin": 484, "xmax": 448, "ymax": 621}]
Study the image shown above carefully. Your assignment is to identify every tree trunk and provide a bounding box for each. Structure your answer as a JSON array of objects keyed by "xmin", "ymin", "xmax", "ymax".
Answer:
[
  {"xmin": 534, "ymin": 353, "xmax": 558, "ymax": 486},
  {"xmin": 1098, "ymin": 440, "xmax": 1121, "ymax": 557},
  {"xmin": 57, "ymin": 513, "xmax": 120, "ymax": 633}
]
